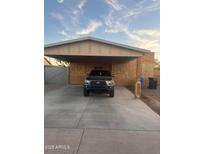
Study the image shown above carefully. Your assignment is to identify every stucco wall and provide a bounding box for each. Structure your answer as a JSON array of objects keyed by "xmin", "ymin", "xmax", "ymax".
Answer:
[
  {"xmin": 69, "ymin": 59, "xmax": 137, "ymax": 86},
  {"xmin": 139, "ymin": 52, "xmax": 155, "ymax": 87}
]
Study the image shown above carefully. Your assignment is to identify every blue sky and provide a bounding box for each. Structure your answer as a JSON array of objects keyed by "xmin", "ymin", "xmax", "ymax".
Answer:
[{"xmin": 45, "ymin": 0, "xmax": 160, "ymax": 59}]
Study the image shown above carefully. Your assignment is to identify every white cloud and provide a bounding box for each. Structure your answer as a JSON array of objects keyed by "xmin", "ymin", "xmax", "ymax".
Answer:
[
  {"xmin": 50, "ymin": 12, "xmax": 69, "ymax": 30},
  {"xmin": 73, "ymin": 10, "xmax": 78, "ymax": 15},
  {"xmin": 105, "ymin": 0, "xmax": 124, "ymax": 10},
  {"xmin": 71, "ymin": 0, "xmax": 87, "ymax": 25},
  {"xmin": 78, "ymin": 0, "xmax": 87, "ymax": 9},
  {"xmin": 105, "ymin": 28, "xmax": 121, "ymax": 33},
  {"xmin": 50, "ymin": 0, "xmax": 88, "ymax": 36},
  {"xmin": 58, "ymin": 30, "xmax": 77, "ymax": 41},
  {"xmin": 125, "ymin": 29, "xmax": 160, "ymax": 59},
  {"xmin": 103, "ymin": 0, "xmax": 160, "ymax": 59},
  {"xmin": 136, "ymin": 29, "xmax": 160, "ymax": 38},
  {"xmin": 76, "ymin": 20, "xmax": 102, "ymax": 35},
  {"xmin": 72, "ymin": 0, "xmax": 87, "ymax": 16},
  {"xmin": 57, "ymin": 0, "xmax": 64, "ymax": 4},
  {"xmin": 50, "ymin": 12, "xmax": 64, "ymax": 21},
  {"xmin": 58, "ymin": 30, "xmax": 69, "ymax": 38},
  {"xmin": 104, "ymin": 0, "xmax": 159, "ymax": 34}
]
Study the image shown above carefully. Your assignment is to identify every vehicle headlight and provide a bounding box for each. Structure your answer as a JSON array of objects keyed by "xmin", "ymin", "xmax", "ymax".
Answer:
[
  {"xmin": 106, "ymin": 80, "xmax": 114, "ymax": 86},
  {"xmin": 84, "ymin": 80, "xmax": 91, "ymax": 85}
]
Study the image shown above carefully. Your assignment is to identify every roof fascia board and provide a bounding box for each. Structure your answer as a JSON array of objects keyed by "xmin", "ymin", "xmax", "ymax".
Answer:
[{"xmin": 44, "ymin": 36, "xmax": 150, "ymax": 53}]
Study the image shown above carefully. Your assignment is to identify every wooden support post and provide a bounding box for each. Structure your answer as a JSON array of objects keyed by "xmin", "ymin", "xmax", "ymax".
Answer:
[{"xmin": 135, "ymin": 80, "xmax": 141, "ymax": 98}]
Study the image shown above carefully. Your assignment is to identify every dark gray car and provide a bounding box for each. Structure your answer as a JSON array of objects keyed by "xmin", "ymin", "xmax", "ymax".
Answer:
[{"xmin": 83, "ymin": 69, "xmax": 115, "ymax": 97}]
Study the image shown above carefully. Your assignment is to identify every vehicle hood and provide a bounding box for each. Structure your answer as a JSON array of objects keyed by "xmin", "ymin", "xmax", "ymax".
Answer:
[{"xmin": 86, "ymin": 76, "xmax": 112, "ymax": 81}]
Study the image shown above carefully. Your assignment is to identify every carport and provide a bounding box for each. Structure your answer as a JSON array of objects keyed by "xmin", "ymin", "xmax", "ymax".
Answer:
[
  {"xmin": 44, "ymin": 37, "xmax": 158, "ymax": 154},
  {"xmin": 44, "ymin": 36, "xmax": 150, "ymax": 87}
]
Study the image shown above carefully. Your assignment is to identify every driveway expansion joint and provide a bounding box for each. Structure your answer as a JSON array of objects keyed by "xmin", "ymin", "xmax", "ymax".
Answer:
[
  {"xmin": 76, "ymin": 128, "xmax": 85, "ymax": 154},
  {"xmin": 76, "ymin": 98, "xmax": 92, "ymax": 128}
]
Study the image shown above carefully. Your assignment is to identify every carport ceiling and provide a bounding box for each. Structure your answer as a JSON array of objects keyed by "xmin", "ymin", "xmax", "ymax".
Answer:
[
  {"xmin": 47, "ymin": 55, "xmax": 137, "ymax": 62},
  {"xmin": 44, "ymin": 36, "xmax": 150, "ymax": 58}
]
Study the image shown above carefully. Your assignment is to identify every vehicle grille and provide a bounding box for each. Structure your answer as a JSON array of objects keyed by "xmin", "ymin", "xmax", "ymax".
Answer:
[{"xmin": 90, "ymin": 80, "xmax": 106, "ymax": 87}]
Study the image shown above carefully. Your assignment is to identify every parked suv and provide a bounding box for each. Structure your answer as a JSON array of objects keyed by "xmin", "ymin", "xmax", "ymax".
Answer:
[{"xmin": 83, "ymin": 69, "xmax": 115, "ymax": 97}]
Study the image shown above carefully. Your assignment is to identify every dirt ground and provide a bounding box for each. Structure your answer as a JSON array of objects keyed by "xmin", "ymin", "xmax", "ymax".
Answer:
[{"xmin": 141, "ymin": 87, "xmax": 160, "ymax": 115}]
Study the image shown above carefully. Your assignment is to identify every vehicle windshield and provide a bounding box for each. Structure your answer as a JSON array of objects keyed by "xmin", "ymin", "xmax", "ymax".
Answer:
[{"xmin": 89, "ymin": 70, "xmax": 111, "ymax": 77}]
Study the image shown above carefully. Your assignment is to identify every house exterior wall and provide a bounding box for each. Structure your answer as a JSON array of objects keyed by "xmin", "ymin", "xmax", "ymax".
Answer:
[
  {"xmin": 69, "ymin": 58, "xmax": 137, "ymax": 86},
  {"xmin": 45, "ymin": 40, "xmax": 143, "ymax": 57},
  {"xmin": 112, "ymin": 59, "xmax": 137, "ymax": 86},
  {"xmin": 139, "ymin": 52, "xmax": 155, "ymax": 87},
  {"xmin": 69, "ymin": 62, "xmax": 112, "ymax": 84},
  {"xmin": 154, "ymin": 68, "xmax": 160, "ymax": 86}
]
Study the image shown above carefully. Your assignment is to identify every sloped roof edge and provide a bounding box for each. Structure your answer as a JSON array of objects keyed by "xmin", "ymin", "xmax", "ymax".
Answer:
[{"xmin": 44, "ymin": 36, "xmax": 150, "ymax": 53}]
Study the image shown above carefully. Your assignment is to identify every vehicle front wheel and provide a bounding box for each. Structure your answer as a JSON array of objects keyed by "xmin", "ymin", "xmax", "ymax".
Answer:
[
  {"xmin": 109, "ymin": 90, "xmax": 114, "ymax": 97},
  {"xmin": 84, "ymin": 89, "xmax": 89, "ymax": 96}
]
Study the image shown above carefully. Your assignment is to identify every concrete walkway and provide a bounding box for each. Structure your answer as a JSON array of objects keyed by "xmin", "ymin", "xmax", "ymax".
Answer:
[{"xmin": 45, "ymin": 84, "xmax": 160, "ymax": 154}]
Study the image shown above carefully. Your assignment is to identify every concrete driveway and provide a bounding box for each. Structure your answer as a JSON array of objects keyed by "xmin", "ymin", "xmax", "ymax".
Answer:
[
  {"xmin": 45, "ymin": 85, "xmax": 160, "ymax": 154},
  {"xmin": 45, "ymin": 84, "xmax": 159, "ymax": 130}
]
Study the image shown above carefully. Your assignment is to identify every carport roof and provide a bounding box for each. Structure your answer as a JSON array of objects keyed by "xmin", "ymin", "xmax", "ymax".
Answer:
[{"xmin": 44, "ymin": 36, "xmax": 150, "ymax": 53}]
